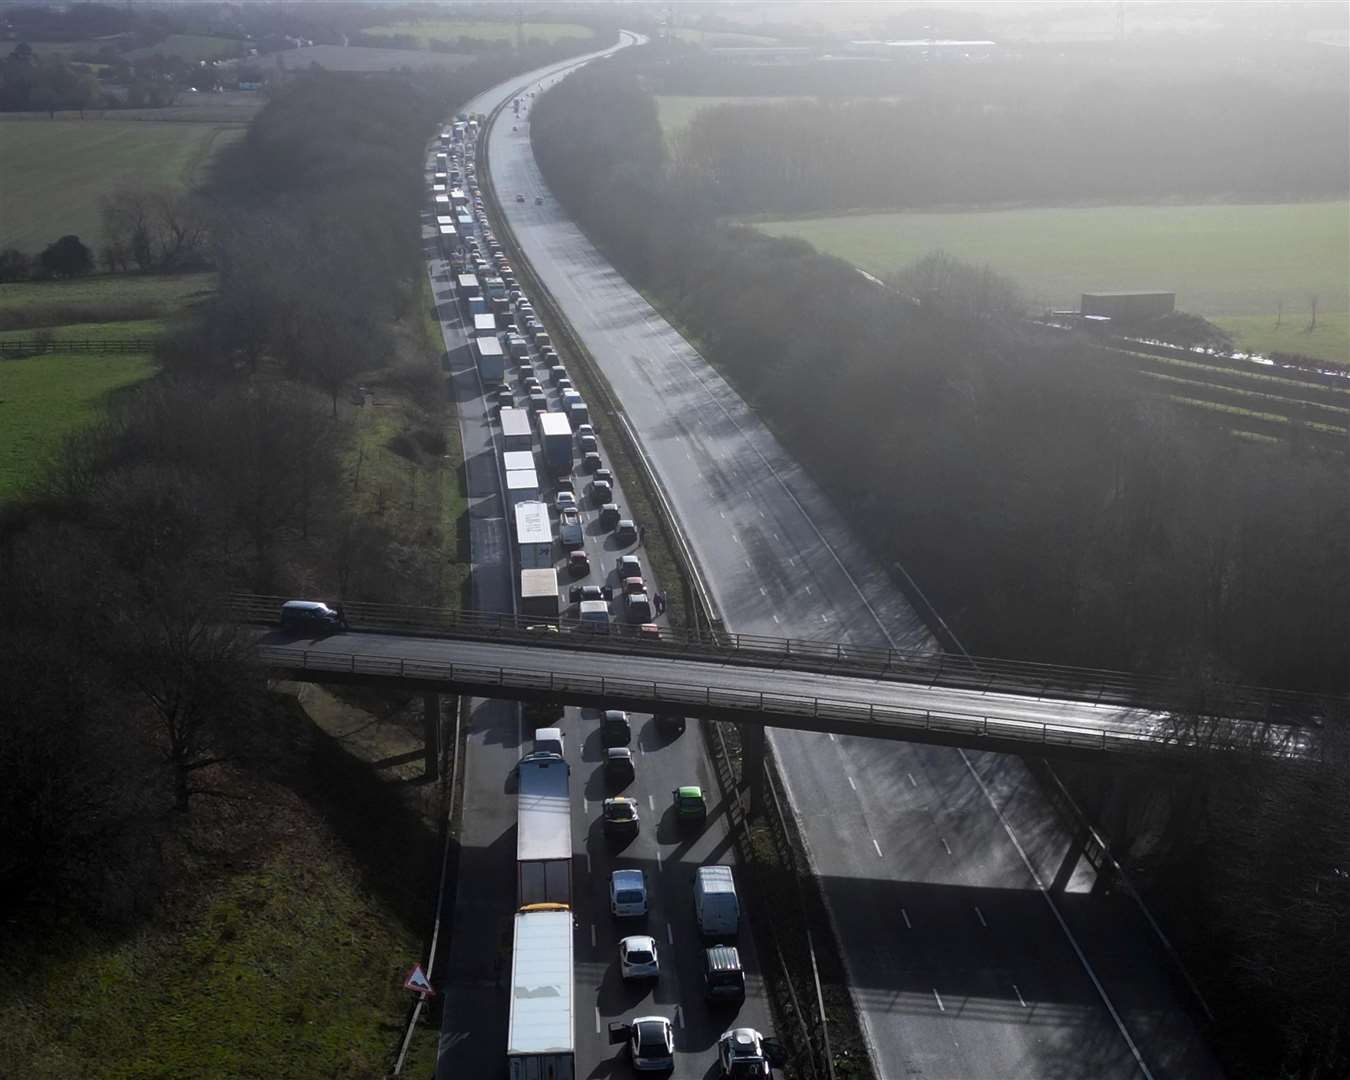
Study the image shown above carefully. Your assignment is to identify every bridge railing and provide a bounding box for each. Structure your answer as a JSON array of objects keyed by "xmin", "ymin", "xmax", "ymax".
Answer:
[
  {"xmin": 232, "ymin": 593, "xmax": 1334, "ymax": 721},
  {"xmin": 257, "ymin": 644, "xmax": 1315, "ymax": 762}
]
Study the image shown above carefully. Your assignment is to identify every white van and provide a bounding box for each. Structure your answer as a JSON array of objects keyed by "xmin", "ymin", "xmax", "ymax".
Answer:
[
  {"xmin": 694, "ymin": 865, "xmax": 739, "ymax": 939},
  {"xmin": 533, "ymin": 727, "xmax": 564, "ymax": 757}
]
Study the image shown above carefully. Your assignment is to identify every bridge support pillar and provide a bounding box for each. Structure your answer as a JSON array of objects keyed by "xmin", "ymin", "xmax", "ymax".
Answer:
[
  {"xmin": 423, "ymin": 693, "xmax": 441, "ymax": 781},
  {"xmin": 741, "ymin": 723, "xmax": 767, "ymax": 819}
]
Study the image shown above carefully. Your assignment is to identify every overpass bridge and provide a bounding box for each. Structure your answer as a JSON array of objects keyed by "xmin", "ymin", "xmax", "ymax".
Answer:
[{"xmin": 235, "ymin": 596, "xmax": 1326, "ymax": 780}]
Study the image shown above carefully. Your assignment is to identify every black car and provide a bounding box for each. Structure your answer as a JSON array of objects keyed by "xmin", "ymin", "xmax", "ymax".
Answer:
[
  {"xmin": 606, "ymin": 746, "xmax": 635, "ymax": 786},
  {"xmin": 602, "ymin": 709, "xmax": 632, "ymax": 747},
  {"xmin": 592, "ymin": 479, "xmax": 613, "ymax": 505},
  {"xmin": 582, "ymin": 451, "xmax": 602, "ymax": 473},
  {"xmin": 594, "ymin": 467, "xmax": 613, "ymax": 486},
  {"xmin": 602, "ymin": 797, "xmax": 640, "ymax": 838},
  {"xmin": 569, "ymin": 584, "xmax": 613, "ymax": 604},
  {"xmin": 599, "ymin": 503, "xmax": 622, "ymax": 529}
]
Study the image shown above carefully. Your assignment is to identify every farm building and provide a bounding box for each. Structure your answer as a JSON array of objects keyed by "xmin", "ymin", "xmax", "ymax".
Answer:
[{"xmin": 1081, "ymin": 291, "xmax": 1176, "ymax": 322}]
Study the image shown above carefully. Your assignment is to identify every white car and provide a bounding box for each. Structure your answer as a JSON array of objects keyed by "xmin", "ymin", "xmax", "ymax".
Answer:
[
  {"xmin": 717, "ymin": 1027, "xmax": 783, "ymax": 1078},
  {"xmin": 627, "ymin": 1015, "xmax": 674, "ymax": 1071},
  {"xmin": 619, "ymin": 935, "xmax": 660, "ymax": 980},
  {"xmin": 609, "ymin": 868, "xmax": 648, "ymax": 918},
  {"xmin": 555, "ymin": 491, "xmax": 577, "ymax": 512}
]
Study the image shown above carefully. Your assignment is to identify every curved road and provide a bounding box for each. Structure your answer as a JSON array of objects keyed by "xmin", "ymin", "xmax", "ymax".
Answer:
[
  {"xmin": 426, "ymin": 33, "xmax": 775, "ymax": 1080},
  {"xmin": 483, "ymin": 37, "xmax": 1225, "ymax": 1080}
]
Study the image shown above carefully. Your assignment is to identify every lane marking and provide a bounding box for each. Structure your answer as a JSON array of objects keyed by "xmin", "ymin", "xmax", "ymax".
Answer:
[
  {"xmin": 958, "ymin": 749, "xmax": 1156, "ymax": 1079},
  {"xmin": 648, "ymin": 794, "xmax": 655, "ymax": 811},
  {"xmin": 901, "ymin": 908, "xmax": 912, "ymax": 929},
  {"xmin": 595, "ymin": 1007, "xmax": 601, "ymax": 1034},
  {"xmin": 933, "ymin": 988, "xmax": 945, "ymax": 1013},
  {"xmin": 719, "ymin": 511, "xmax": 725, "ymax": 519},
  {"xmin": 1013, "ymin": 983, "xmax": 1027, "ymax": 1008},
  {"xmin": 847, "ymin": 775, "xmax": 857, "ymax": 791},
  {"xmin": 975, "ymin": 906, "xmax": 988, "ymax": 929},
  {"xmin": 872, "ymin": 838, "xmax": 883, "ymax": 858},
  {"xmin": 666, "ymin": 924, "xmax": 674, "ymax": 945},
  {"xmin": 590, "ymin": 923, "xmax": 596, "ymax": 947},
  {"xmin": 732, "ymin": 534, "xmax": 740, "ymax": 544},
  {"xmin": 760, "ymin": 587, "xmax": 767, "ymax": 596},
  {"xmin": 941, "ymin": 838, "xmax": 953, "ymax": 856},
  {"xmin": 656, "ymin": 847, "xmax": 663, "ymax": 867},
  {"xmin": 772, "ymin": 614, "xmax": 781, "ymax": 624},
  {"xmin": 827, "ymin": 733, "xmax": 835, "ymax": 741},
  {"xmin": 744, "ymin": 559, "xmax": 752, "ymax": 568},
  {"xmin": 674, "ymin": 1005, "xmax": 684, "ymax": 1029},
  {"xmin": 907, "ymin": 772, "xmax": 917, "ymax": 788},
  {"xmin": 804, "ymin": 585, "xmax": 812, "ymax": 595}
]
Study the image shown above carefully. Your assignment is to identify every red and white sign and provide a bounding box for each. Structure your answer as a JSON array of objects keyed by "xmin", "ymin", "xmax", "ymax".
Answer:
[{"xmin": 403, "ymin": 963, "xmax": 436, "ymax": 997}]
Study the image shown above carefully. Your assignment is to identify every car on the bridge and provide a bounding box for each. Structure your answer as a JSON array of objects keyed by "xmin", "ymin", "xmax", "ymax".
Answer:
[
  {"xmin": 672, "ymin": 785, "xmax": 707, "ymax": 826},
  {"xmin": 609, "ymin": 1016, "xmax": 674, "ymax": 1072},
  {"xmin": 609, "ymin": 868, "xmax": 648, "ymax": 917},
  {"xmin": 603, "ymin": 796, "xmax": 640, "ymax": 838},
  {"xmin": 279, "ymin": 600, "xmax": 344, "ymax": 632},
  {"xmin": 619, "ymin": 935, "xmax": 659, "ymax": 981}
]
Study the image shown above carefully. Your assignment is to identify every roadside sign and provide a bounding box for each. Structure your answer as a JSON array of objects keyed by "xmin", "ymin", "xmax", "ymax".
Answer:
[{"xmin": 403, "ymin": 963, "xmax": 435, "ymax": 997}]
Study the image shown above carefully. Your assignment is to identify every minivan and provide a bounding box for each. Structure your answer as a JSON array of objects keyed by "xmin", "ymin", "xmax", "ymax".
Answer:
[
  {"xmin": 703, "ymin": 945, "xmax": 746, "ymax": 1002},
  {"xmin": 694, "ymin": 865, "xmax": 740, "ymax": 939},
  {"xmin": 279, "ymin": 599, "xmax": 343, "ymax": 632}
]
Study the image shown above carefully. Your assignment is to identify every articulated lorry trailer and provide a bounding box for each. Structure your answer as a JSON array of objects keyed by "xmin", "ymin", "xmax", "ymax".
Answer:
[
  {"xmin": 507, "ymin": 906, "xmax": 575, "ymax": 1080},
  {"xmin": 517, "ymin": 752, "xmax": 572, "ymax": 907}
]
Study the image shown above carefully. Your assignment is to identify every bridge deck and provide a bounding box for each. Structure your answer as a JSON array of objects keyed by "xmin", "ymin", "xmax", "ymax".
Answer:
[{"xmin": 257, "ymin": 629, "xmax": 1310, "ymax": 763}]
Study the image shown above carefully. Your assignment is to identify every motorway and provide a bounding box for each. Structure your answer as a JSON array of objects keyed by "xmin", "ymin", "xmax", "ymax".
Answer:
[
  {"xmin": 482, "ymin": 38, "xmax": 1227, "ymax": 1080},
  {"xmin": 425, "ymin": 35, "xmax": 775, "ymax": 1080}
]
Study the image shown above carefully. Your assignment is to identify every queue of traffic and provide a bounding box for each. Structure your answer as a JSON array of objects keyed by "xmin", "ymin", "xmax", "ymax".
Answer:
[{"xmin": 443, "ymin": 113, "xmax": 785, "ymax": 1079}]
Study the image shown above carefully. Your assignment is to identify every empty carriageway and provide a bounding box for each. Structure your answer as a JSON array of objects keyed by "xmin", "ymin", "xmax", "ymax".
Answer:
[{"xmin": 237, "ymin": 597, "xmax": 1324, "ymax": 767}]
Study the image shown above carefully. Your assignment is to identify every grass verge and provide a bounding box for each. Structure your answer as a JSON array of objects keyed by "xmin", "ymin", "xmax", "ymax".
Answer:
[
  {"xmin": 0, "ymin": 691, "xmax": 441, "ymax": 1080},
  {"xmin": 344, "ymin": 272, "xmax": 470, "ymax": 609}
]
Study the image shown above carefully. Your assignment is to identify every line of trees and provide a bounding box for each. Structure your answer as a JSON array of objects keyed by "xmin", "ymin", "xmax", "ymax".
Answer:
[
  {"xmin": 1, "ymin": 32, "xmax": 614, "ymax": 930},
  {"xmin": 530, "ymin": 56, "xmax": 1350, "ymax": 1076},
  {"xmin": 655, "ymin": 48, "xmax": 1350, "ymax": 213}
]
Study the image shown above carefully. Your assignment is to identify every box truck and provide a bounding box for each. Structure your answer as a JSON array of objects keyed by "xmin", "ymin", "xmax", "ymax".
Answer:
[
  {"xmin": 507, "ymin": 907, "xmax": 575, "ymax": 1080},
  {"xmin": 517, "ymin": 753, "xmax": 572, "ymax": 907},
  {"xmin": 520, "ymin": 568, "xmax": 560, "ymax": 618},
  {"xmin": 538, "ymin": 412, "xmax": 573, "ymax": 476}
]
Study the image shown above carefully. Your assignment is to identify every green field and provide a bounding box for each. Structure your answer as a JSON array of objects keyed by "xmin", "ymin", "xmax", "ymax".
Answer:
[
  {"xmin": 0, "ymin": 271, "xmax": 215, "ymax": 315},
  {"xmin": 669, "ymin": 28, "xmax": 782, "ymax": 46},
  {"xmin": 0, "ymin": 119, "xmax": 244, "ymax": 253},
  {"xmin": 755, "ymin": 202, "xmax": 1350, "ymax": 364},
  {"xmin": 0, "ymin": 351, "xmax": 155, "ymax": 497},
  {"xmin": 361, "ymin": 18, "xmax": 592, "ymax": 47},
  {"xmin": 125, "ymin": 33, "xmax": 244, "ymax": 61}
]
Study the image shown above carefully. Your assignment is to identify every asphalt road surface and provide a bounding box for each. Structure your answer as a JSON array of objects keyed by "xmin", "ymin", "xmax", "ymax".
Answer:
[
  {"xmin": 479, "ymin": 42, "xmax": 1227, "ymax": 1080},
  {"xmin": 426, "ymin": 37, "xmax": 774, "ymax": 1080}
]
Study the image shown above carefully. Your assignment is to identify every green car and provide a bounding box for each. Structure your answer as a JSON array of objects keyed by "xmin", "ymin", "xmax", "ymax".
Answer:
[{"xmin": 672, "ymin": 785, "xmax": 707, "ymax": 825}]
